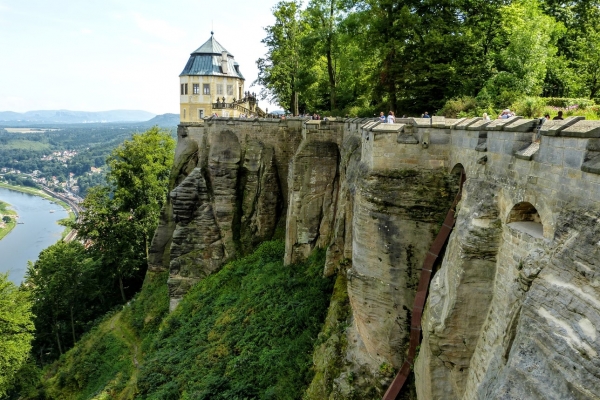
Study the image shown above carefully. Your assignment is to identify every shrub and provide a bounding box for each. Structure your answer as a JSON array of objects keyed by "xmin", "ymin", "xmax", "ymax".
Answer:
[
  {"xmin": 438, "ymin": 96, "xmax": 478, "ymax": 118},
  {"xmin": 511, "ymin": 97, "xmax": 546, "ymax": 118}
]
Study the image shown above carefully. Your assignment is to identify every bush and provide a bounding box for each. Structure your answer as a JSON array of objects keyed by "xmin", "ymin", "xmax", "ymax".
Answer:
[
  {"xmin": 438, "ymin": 96, "xmax": 478, "ymax": 118},
  {"xmin": 511, "ymin": 97, "xmax": 546, "ymax": 118},
  {"xmin": 137, "ymin": 240, "xmax": 334, "ymax": 399},
  {"xmin": 542, "ymin": 97, "xmax": 596, "ymax": 109}
]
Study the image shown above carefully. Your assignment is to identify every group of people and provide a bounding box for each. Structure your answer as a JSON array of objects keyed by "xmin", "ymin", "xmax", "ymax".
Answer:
[
  {"xmin": 378, "ymin": 111, "xmax": 396, "ymax": 123},
  {"xmin": 482, "ymin": 109, "xmax": 565, "ymax": 121}
]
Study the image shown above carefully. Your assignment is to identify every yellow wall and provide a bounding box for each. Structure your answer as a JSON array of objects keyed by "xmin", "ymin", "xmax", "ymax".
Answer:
[{"xmin": 179, "ymin": 75, "xmax": 245, "ymax": 122}]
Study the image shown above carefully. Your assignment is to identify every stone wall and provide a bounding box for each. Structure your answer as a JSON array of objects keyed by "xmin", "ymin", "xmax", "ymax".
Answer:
[{"xmin": 150, "ymin": 114, "xmax": 600, "ymax": 398}]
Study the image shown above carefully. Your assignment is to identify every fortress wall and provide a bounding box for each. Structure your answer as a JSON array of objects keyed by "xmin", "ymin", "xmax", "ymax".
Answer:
[{"xmin": 152, "ymin": 115, "xmax": 600, "ymax": 397}]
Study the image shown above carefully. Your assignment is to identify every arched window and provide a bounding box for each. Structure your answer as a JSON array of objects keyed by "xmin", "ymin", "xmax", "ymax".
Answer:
[{"xmin": 507, "ymin": 202, "xmax": 543, "ymax": 238}]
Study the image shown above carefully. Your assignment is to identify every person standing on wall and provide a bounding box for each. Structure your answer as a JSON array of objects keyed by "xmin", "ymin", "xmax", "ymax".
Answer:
[
  {"xmin": 553, "ymin": 111, "xmax": 564, "ymax": 120},
  {"xmin": 422, "ymin": 111, "xmax": 431, "ymax": 118},
  {"xmin": 379, "ymin": 112, "xmax": 386, "ymax": 122}
]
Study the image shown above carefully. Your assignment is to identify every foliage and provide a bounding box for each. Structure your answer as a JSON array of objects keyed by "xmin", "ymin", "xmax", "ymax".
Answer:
[
  {"xmin": 0, "ymin": 273, "xmax": 35, "ymax": 396},
  {"xmin": 28, "ymin": 272, "xmax": 169, "ymax": 400},
  {"xmin": 27, "ymin": 243, "xmax": 333, "ymax": 400},
  {"xmin": 256, "ymin": 1, "xmax": 305, "ymax": 115},
  {"xmin": 25, "ymin": 241, "xmax": 113, "ymax": 362},
  {"xmin": 136, "ymin": 241, "xmax": 334, "ymax": 399},
  {"xmin": 72, "ymin": 127, "xmax": 175, "ymax": 302},
  {"xmin": 511, "ymin": 96, "xmax": 546, "ymax": 118},
  {"xmin": 257, "ymin": 0, "xmax": 600, "ymax": 116}
]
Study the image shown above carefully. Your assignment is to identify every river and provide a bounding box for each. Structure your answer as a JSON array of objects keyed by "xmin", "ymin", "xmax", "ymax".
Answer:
[{"xmin": 0, "ymin": 187, "xmax": 69, "ymax": 284}]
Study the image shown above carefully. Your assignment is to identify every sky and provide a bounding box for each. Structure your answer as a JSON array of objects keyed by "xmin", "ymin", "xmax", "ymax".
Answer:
[{"xmin": 0, "ymin": 0, "xmax": 281, "ymax": 114}]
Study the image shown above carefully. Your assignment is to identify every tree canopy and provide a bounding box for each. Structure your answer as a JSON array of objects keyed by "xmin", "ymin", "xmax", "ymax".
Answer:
[
  {"xmin": 256, "ymin": 0, "xmax": 600, "ymax": 116},
  {"xmin": 0, "ymin": 273, "xmax": 34, "ymax": 396}
]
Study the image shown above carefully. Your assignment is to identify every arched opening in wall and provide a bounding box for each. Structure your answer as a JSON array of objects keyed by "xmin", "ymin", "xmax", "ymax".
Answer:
[
  {"xmin": 450, "ymin": 163, "xmax": 466, "ymax": 199},
  {"xmin": 507, "ymin": 202, "xmax": 544, "ymax": 238}
]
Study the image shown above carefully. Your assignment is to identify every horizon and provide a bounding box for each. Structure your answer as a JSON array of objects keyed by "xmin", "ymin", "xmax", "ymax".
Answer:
[{"xmin": 0, "ymin": 0, "xmax": 281, "ymax": 115}]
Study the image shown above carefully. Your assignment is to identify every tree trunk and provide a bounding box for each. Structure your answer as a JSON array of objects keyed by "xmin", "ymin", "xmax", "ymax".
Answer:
[
  {"xmin": 70, "ymin": 305, "xmax": 76, "ymax": 345},
  {"xmin": 55, "ymin": 326, "xmax": 63, "ymax": 355},
  {"xmin": 119, "ymin": 276, "xmax": 126, "ymax": 302}
]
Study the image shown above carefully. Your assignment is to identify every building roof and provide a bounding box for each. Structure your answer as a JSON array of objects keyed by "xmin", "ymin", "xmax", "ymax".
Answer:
[
  {"xmin": 191, "ymin": 35, "xmax": 232, "ymax": 56},
  {"xmin": 180, "ymin": 34, "xmax": 244, "ymax": 80}
]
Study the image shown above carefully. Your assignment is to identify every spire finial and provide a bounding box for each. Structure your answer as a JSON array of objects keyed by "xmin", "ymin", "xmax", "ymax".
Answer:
[{"xmin": 211, "ymin": 30, "xmax": 214, "ymax": 36}]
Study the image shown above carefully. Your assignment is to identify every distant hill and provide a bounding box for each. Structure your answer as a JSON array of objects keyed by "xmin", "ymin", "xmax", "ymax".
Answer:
[
  {"xmin": 144, "ymin": 113, "xmax": 180, "ymax": 127},
  {"xmin": 0, "ymin": 109, "xmax": 156, "ymax": 124}
]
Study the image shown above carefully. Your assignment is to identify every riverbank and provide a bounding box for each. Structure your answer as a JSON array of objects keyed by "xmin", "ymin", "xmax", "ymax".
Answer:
[
  {"xmin": 0, "ymin": 199, "xmax": 18, "ymax": 240},
  {"xmin": 0, "ymin": 183, "xmax": 75, "ymax": 222},
  {"xmin": 0, "ymin": 183, "xmax": 76, "ymax": 239}
]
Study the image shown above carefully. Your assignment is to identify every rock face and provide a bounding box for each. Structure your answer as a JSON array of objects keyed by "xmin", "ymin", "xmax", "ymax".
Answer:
[
  {"xmin": 149, "ymin": 119, "xmax": 302, "ymax": 310},
  {"xmin": 150, "ymin": 116, "xmax": 600, "ymax": 398}
]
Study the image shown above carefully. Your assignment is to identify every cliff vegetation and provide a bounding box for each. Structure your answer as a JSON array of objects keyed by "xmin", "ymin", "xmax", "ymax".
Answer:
[{"xmin": 17, "ymin": 241, "xmax": 334, "ymax": 399}]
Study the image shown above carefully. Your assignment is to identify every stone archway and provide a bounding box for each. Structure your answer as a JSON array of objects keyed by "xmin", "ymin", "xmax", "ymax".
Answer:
[{"xmin": 507, "ymin": 202, "xmax": 543, "ymax": 238}]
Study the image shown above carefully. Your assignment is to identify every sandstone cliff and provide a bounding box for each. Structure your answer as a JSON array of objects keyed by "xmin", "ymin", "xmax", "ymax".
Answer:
[{"xmin": 149, "ymin": 115, "xmax": 600, "ymax": 399}]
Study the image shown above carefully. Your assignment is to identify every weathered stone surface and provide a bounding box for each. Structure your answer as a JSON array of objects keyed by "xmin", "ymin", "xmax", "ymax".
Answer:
[
  {"xmin": 284, "ymin": 140, "xmax": 340, "ymax": 265},
  {"xmin": 167, "ymin": 166, "xmax": 224, "ymax": 310},
  {"xmin": 415, "ymin": 179, "xmax": 502, "ymax": 399},
  {"xmin": 240, "ymin": 139, "xmax": 282, "ymax": 251},
  {"xmin": 348, "ymin": 169, "xmax": 458, "ymax": 373}
]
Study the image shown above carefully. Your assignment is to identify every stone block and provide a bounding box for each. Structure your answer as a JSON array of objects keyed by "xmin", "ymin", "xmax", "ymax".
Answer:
[
  {"xmin": 485, "ymin": 116, "xmax": 522, "ymax": 130},
  {"xmin": 414, "ymin": 118, "xmax": 432, "ymax": 127},
  {"xmin": 466, "ymin": 119, "xmax": 493, "ymax": 131},
  {"xmin": 581, "ymin": 155, "xmax": 600, "ymax": 175},
  {"xmin": 431, "ymin": 116, "xmax": 446, "ymax": 128},
  {"xmin": 563, "ymin": 148, "xmax": 585, "ymax": 169},
  {"xmin": 537, "ymin": 144, "xmax": 564, "ymax": 166},
  {"xmin": 504, "ymin": 118, "xmax": 537, "ymax": 132},
  {"xmin": 561, "ymin": 120, "xmax": 600, "ymax": 138},
  {"xmin": 539, "ymin": 116, "xmax": 584, "ymax": 136},
  {"xmin": 455, "ymin": 118, "xmax": 481, "ymax": 130}
]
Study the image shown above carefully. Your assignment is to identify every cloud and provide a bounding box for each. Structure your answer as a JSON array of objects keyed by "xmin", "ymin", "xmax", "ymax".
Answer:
[{"xmin": 133, "ymin": 13, "xmax": 185, "ymax": 42}]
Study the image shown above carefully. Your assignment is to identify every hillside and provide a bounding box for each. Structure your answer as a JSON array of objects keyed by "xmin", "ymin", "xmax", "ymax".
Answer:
[
  {"xmin": 28, "ymin": 242, "xmax": 334, "ymax": 399},
  {"xmin": 0, "ymin": 110, "xmax": 156, "ymax": 124}
]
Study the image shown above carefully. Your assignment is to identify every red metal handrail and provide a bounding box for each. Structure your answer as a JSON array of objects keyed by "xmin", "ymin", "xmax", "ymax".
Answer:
[{"xmin": 383, "ymin": 169, "xmax": 465, "ymax": 400}]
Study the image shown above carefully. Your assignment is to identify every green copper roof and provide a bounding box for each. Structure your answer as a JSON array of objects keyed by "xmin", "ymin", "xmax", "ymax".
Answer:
[{"xmin": 180, "ymin": 34, "xmax": 244, "ymax": 79}]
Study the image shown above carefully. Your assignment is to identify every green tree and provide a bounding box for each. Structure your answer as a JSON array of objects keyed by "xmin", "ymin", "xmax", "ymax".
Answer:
[
  {"xmin": 0, "ymin": 273, "xmax": 34, "ymax": 396},
  {"xmin": 26, "ymin": 241, "xmax": 105, "ymax": 361},
  {"xmin": 72, "ymin": 127, "xmax": 175, "ymax": 301},
  {"xmin": 2, "ymin": 215, "xmax": 11, "ymax": 223},
  {"xmin": 256, "ymin": 1, "xmax": 305, "ymax": 115},
  {"xmin": 482, "ymin": 0, "xmax": 565, "ymax": 103}
]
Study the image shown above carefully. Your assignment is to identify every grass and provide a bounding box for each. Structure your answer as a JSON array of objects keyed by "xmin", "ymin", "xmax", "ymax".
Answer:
[
  {"xmin": 37, "ymin": 271, "xmax": 170, "ymax": 400},
  {"xmin": 137, "ymin": 241, "xmax": 333, "ymax": 400},
  {"xmin": 31, "ymin": 241, "xmax": 333, "ymax": 400},
  {"xmin": 0, "ymin": 199, "xmax": 17, "ymax": 240}
]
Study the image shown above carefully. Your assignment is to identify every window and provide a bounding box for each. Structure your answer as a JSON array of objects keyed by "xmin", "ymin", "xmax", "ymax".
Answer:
[
  {"xmin": 203, "ymin": 84, "xmax": 210, "ymax": 95},
  {"xmin": 183, "ymin": 109, "xmax": 186, "ymax": 119},
  {"xmin": 184, "ymin": 83, "xmax": 188, "ymax": 95},
  {"xmin": 217, "ymin": 84, "xmax": 223, "ymax": 95},
  {"xmin": 239, "ymin": 87, "xmax": 242, "ymax": 99},
  {"xmin": 180, "ymin": 84, "xmax": 184, "ymax": 95},
  {"xmin": 227, "ymin": 85, "xmax": 233, "ymax": 96},
  {"xmin": 193, "ymin": 84, "xmax": 200, "ymax": 94},
  {"xmin": 198, "ymin": 109, "xmax": 204, "ymax": 119}
]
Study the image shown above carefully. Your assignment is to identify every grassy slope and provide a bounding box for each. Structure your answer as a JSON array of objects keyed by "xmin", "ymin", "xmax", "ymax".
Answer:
[{"xmin": 36, "ymin": 241, "xmax": 334, "ymax": 400}]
